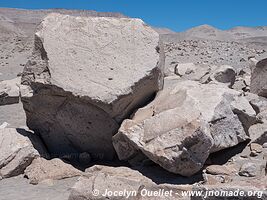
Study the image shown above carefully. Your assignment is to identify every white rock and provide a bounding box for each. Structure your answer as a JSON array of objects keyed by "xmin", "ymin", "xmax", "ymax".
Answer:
[
  {"xmin": 21, "ymin": 13, "xmax": 164, "ymax": 161},
  {"xmin": 0, "ymin": 128, "xmax": 47, "ymax": 179},
  {"xmin": 0, "ymin": 77, "xmax": 20, "ymax": 106}
]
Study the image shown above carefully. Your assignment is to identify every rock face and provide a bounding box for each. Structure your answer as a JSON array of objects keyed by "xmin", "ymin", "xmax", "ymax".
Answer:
[
  {"xmin": 21, "ymin": 14, "xmax": 164, "ymax": 161},
  {"xmin": 113, "ymin": 78, "xmax": 252, "ymax": 176},
  {"xmin": 0, "ymin": 77, "xmax": 20, "ymax": 106},
  {"xmin": 0, "ymin": 128, "xmax": 47, "ymax": 179},
  {"xmin": 24, "ymin": 157, "xmax": 82, "ymax": 185},
  {"xmin": 251, "ymin": 58, "xmax": 267, "ymax": 97}
]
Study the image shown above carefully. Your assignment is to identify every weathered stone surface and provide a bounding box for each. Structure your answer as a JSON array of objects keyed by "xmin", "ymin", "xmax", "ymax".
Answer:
[
  {"xmin": 0, "ymin": 128, "xmax": 47, "ymax": 179},
  {"xmin": 0, "ymin": 77, "xmax": 20, "ymax": 106},
  {"xmin": 113, "ymin": 79, "xmax": 251, "ymax": 176},
  {"xmin": 21, "ymin": 14, "xmax": 164, "ymax": 161},
  {"xmin": 251, "ymin": 58, "xmax": 267, "ymax": 97},
  {"xmin": 24, "ymin": 157, "xmax": 82, "ymax": 185}
]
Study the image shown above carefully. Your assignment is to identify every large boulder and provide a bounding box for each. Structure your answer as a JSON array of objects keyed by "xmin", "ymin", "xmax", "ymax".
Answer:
[
  {"xmin": 24, "ymin": 157, "xmax": 82, "ymax": 185},
  {"xmin": 113, "ymin": 78, "xmax": 253, "ymax": 176},
  {"xmin": 0, "ymin": 128, "xmax": 47, "ymax": 179},
  {"xmin": 250, "ymin": 58, "xmax": 267, "ymax": 97},
  {"xmin": 21, "ymin": 13, "xmax": 164, "ymax": 161}
]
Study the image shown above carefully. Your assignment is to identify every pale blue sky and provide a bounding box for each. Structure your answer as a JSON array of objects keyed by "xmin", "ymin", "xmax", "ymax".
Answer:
[{"xmin": 0, "ymin": 0, "xmax": 266, "ymax": 32}]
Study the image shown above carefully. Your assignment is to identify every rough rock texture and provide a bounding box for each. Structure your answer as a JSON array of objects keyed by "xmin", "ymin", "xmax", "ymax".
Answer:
[
  {"xmin": 21, "ymin": 13, "xmax": 164, "ymax": 161},
  {"xmin": 251, "ymin": 58, "xmax": 267, "ymax": 97},
  {"xmin": 0, "ymin": 77, "xmax": 20, "ymax": 106},
  {"xmin": 0, "ymin": 128, "xmax": 47, "ymax": 179},
  {"xmin": 113, "ymin": 78, "xmax": 252, "ymax": 176},
  {"xmin": 24, "ymin": 157, "xmax": 82, "ymax": 185}
]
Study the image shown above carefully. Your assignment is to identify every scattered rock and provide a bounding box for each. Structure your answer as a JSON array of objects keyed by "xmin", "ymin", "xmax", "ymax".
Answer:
[
  {"xmin": 21, "ymin": 14, "xmax": 164, "ymax": 161},
  {"xmin": 24, "ymin": 157, "xmax": 82, "ymax": 185},
  {"xmin": 174, "ymin": 62, "xmax": 196, "ymax": 76},
  {"xmin": 250, "ymin": 58, "xmax": 267, "ymax": 97},
  {"xmin": 0, "ymin": 128, "xmax": 47, "ymax": 179},
  {"xmin": 0, "ymin": 77, "xmax": 20, "ymax": 106}
]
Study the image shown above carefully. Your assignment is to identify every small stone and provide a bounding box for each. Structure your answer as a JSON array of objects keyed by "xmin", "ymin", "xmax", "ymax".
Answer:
[
  {"xmin": 263, "ymin": 143, "xmax": 267, "ymax": 148},
  {"xmin": 250, "ymin": 143, "xmax": 263, "ymax": 153},
  {"xmin": 239, "ymin": 163, "xmax": 257, "ymax": 177},
  {"xmin": 206, "ymin": 165, "xmax": 235, "ymax": 175}
]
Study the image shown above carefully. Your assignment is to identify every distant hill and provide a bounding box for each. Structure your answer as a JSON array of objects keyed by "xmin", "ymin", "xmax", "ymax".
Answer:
[{"xmin": 0, "ymin": 8, "xmax": 127, "ymax": 36}]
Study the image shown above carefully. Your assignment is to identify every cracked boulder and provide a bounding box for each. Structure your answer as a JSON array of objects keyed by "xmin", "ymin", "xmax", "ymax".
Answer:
[
  {"xmin": 251, "ymin": 58, "xmax": 267, "ymax": 97},
  {"xmin": 0, "ymin": 128, "xmax": 47, "ymax": 179},
  {"xmin": 113, "ymin": 79, "xmax": 252, "ymax": 176},
  {"xmin": 21, "ymin": 14, "xmax": 164, "ymax": 161}
]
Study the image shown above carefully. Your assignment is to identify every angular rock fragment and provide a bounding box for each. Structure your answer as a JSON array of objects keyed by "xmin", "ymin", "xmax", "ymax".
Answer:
[
  {"xmin": 251, "ymin": 58, "xmax": 267, "ymax": 97},
  {"xmin": 113, "ymin": 79, "xmax": 252, "ymax": 176},
  {"xmin": 24, "ymin": 157, "xmax": 82, "ymax": 185},
  {"xmin": 21, "ymin": 13, "xmax": 164, "ymax": 161},
  {"xmin": 0, "ymin": 128, "xmax": 47, "ymax": 179},
  {"xmin": 0, "ymin": 77, "xmax": 20, "ymax": 106}
]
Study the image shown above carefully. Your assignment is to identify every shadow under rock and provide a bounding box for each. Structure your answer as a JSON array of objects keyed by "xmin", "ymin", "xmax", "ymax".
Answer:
[
  {"xmin": 133, "ymin": 162, "xmax": 203, "ymax": 185},
  {"xmin": 16, "ymin": 128, "xmax": 50, "ymax": 159},
  {"xmin": 207, "ymin": 140, "xmax": 249, "ymax": 165}
]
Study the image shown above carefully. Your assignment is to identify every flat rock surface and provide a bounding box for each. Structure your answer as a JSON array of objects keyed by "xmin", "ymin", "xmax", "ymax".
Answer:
[{"xmin": 32, "ymin": 13, "xmax": 161, "ymax": 102}]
